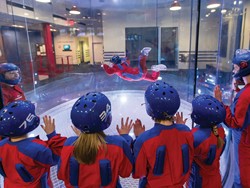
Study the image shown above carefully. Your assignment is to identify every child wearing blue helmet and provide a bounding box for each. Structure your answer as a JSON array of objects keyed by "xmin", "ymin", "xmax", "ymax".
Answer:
[
  {"xmin": 214, "ymin": 49, "xmax": 250, "ymax": 187},
  {"xmin": 57, "ymin": 92, "xmax": 133, "ymax": 187},
  {"xmin": 0, "ymin": 63, "xmax": 26, "ymax": 106},
  {"xmin": 132, "ymin": 80, "xmax": 194, "ymax": 187},
  {"xmin": 187, "ymin": 95, "xmax": 226, "ymax": 188},
  {"xmin": 0, "ymin": 100, "xmax": 66, "ymax": 187}
]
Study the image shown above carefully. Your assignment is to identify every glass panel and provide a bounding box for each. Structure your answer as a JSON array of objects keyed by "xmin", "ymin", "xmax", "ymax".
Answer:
[
  {"xmin": 0, "ymin": 0, "xmax": 249, "ymax": 187},
  {"xmin": 161, "ymin": 27, "xmax": 178, "ymax": 69}
]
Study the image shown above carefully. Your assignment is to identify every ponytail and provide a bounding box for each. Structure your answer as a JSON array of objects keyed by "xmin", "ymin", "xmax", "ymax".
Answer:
[
  {"xmin": 212, "ymin": 125, "xmax": 224, "ymax": 148},
  {"xmin": 73, "ymin": 131, "xmax": 106, "ymax": 164}
]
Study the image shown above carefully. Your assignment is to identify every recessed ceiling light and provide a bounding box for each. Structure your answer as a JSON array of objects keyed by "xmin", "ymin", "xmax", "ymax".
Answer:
[
  {"xmin": 69, "ymin": 6, "xmax": 81, "ymax": 15},
  {"xmin": 221, "ymin": 9, "xmax": 227, "ymax": 14},
  {"xmin": 170, "ymin": 0, "xmax": 182, "ymax": 11},
  {"xmin": 35, "ymin": 0, "xmax": 51, "ymax": 3},
  {"xmin": 207, "ymin": 0, "xmax": 221, "ymax": 9}
]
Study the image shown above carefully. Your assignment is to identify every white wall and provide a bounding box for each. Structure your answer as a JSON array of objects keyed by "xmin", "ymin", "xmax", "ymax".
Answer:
[
  {"xmin": 54, "ymin": 34, "xmax": 103, "ymax": 65},
  {"xmin": 102, "ymin": 6, "xmax": 220, "ymax": 53},
  {"xmin": 242, "ymin": 1, "xmax": 250, "ymax": 49}
]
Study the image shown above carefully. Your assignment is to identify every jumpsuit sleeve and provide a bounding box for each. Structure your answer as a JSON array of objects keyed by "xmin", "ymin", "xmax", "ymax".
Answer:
[
  {"xmin": 103, "ymin": 64, "xmax": 119, "ymax": 75},
  {"xmin": 224, "ymin": 91, "xmax": 250, "ymax": 129},
  {"xmin": 119, "ymin": 138, "xmax": 134, "ymax": 177},
  {"xmin": 46, "ymin": 131, "xmax": 67, "ymax": 156},
  {"xmin": 32, "ymin": 133, "xmax": 66, "ymax": 167},
  {"xmin": 120, "ymin": 134, "xmax": 133, "ymax": 146}
]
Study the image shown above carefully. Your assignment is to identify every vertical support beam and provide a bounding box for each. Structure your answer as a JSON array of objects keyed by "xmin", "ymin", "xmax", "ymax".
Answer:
[
  {"xmin": 43, "ymin": 23, "xmax": 55, "ymax": 75},
  {"xmin": 158, "ymin": 27, "xmax": 161, "ymax": 65},
  {"xmin": 193, "ymin": 0, "xmax": 201, "ymax": 98}
]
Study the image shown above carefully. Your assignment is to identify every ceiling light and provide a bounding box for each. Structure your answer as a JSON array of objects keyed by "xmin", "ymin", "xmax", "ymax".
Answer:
[
  {"xmin": 221, "ymin": 9, "xmax": 227, "ymax": 14},
  {"xmin": 12, "ymin": 25, "xmax": 24, "ymax": 28},
  {"xmin": 207, "ymin": 0, "xmax": 221, "ymax": 9},
  {"xmin": 35, "ymin": 0, "xmax": 51, "ymax": 3},
  {"xmin": 69, "ymin": 6, "xmax": 81, "ymax": 15},
  {"xmin": 170, "ymin": 0, "xmax": 182, "ymax": 11}
]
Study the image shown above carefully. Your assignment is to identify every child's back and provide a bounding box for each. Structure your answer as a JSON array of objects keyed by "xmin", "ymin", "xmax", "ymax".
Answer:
[
  {"xmin": 134, "ymin": 123, "xmax": 193, "ymax": 187},
  {"xmin": 0, "ymin": 100, "xmax": 66, "ymax": 188},
  {"xmin": 133, "ymin": 81, "xmax": 194, "ymax": 188},
  {"xmin": 57, "ymin": 92, "xmax": 133, "ymax": 188}
]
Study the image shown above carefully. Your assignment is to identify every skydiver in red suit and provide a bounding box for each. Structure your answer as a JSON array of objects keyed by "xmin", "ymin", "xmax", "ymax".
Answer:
[
  {"xmin": 102, "ymin": 47, "xmax": 167, "ymax": 82},
  {"xmin": 57, "ymin": 92, "xmax": 133, "ymax": 188},
  {"xmin": 0, "ymin": 63, "xmax": 26, "ymax": 106},
  {"xmin": 214, "ymin": 49, "xmax": 250, "ymax": 188},
  {"xmin": 187, "ymin": 95, "xmax": 226, "ymax": 188},
  {"xmin": 132, "ymin": 80, "xmax": 194, "ymax": 188},
  {"xmin": 0, "ymin": 100, "xmax": 66, "ymax": 187}
]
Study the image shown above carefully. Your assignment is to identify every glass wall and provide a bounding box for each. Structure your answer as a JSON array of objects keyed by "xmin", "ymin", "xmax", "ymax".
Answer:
[{"xmin": 0, "ymin": 0, "xmax": 249, "ymax": 187}]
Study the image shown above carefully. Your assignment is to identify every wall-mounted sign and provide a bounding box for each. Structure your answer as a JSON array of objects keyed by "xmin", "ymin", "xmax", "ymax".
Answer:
[{"xmin": 36, "ymin": 44, "xmax": 46, "ymax": 56}]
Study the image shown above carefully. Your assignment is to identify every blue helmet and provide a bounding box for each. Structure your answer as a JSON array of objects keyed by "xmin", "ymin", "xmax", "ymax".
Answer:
[
  {"xmin": 0, "ymin": 101, "xmax": 40, "ymax": 137},
  {"xmin": 71, "ymin": 92, "xmax": 112, "ymax": 133},
  {"xmin": 232, "ymin": 49, "xmax": 250, "ymax": 78},
  {"xmin": 191, "ymin": 95, "xmax": 226, "ymax": 128},
  {"xmin": 0, "ymin": 63, "xmax": 21, "ymax": 85},
  {"xmin": 145, "ymin": 81, "xmax": 180, "ymax": 119},
  {"xmin": 110, "ymin": 55, "xmax": 121, "ymax": 64}
]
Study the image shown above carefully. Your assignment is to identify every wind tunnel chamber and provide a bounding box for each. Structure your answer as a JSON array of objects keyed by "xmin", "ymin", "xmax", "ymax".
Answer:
[{"xmin": 0, "ymin": 0, "xmax": 249, "ymax": 187}]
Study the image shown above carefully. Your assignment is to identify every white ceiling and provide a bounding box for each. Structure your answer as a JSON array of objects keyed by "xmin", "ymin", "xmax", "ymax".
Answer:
[{"xmin": 0, "ymin": 0, "xmax": 245, "ymax": 31}]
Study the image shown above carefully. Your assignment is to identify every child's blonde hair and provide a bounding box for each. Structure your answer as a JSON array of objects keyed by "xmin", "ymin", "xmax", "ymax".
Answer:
[{"xmin": 73, "ymin": 132, "xmax": 106, "ymax": 164}]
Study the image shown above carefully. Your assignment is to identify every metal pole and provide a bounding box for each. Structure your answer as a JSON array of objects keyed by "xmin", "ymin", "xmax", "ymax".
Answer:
[{"xmin": 193, "ymin": 0, "xmax": 201, "ymax": 98}]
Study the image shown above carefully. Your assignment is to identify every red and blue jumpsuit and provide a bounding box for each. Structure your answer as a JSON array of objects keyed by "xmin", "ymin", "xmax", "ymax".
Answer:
[
  {"xmin": 224, "ymin": 83, "xmax": 250, "ymax": 187},
  {"xmin": 0, "ymin": 83, "xmax": 26, "ymax": 106},
  {"xmin": 103, "ymin": 55, "xmax": 159, "ymax": 82},
  {"xmin": 0, "ymin": 131, "xmax": 66, "ymax": 188},
  {"xmin": 133, "ymin": 123, "xmax": 194, "ymax": 188},
  {"xmin": 57, "ymin": 135, "xmax": 133, "ymax": 188},
  {"xmin": 188, "ymin": 124, "xmax": 225, "ymax": 188}
]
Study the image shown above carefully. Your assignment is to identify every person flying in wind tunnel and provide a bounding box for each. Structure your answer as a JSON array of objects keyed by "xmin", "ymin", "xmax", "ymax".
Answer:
[
  {"xmin": 57, "ymin": 92, "xmax": 133, "ymax": 188},
  {"xmin": 0, "ymin": 63, "xmax": 26, "ymax": 106},
  {"xmin": 0, "ymin": 100, "xmax": 66, "ymax": 188},
  {"xmin": 214, "ymin": 49, "xmax": 250, "ymax": 188},
  {"xmin": 187, "ymin": 95, "xmax": 226, "ymax": 188},
  {"xmin": 102, "ymin": 47, "xmax": 167, "ymax": 82},
  {"xmin": 132, "ymin": 80, "xmax": 194, "ymax": 188}
]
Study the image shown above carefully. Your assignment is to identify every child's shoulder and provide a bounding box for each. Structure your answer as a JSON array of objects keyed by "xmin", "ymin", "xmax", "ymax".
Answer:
[
  {"xmin": 175, "ymin": 123, "xmax": 191, "ymax": 131},
  {"xmin": 64, "ymin": 136, "xmax": 78, "ymax": 146},
  {"xmin": 105, "ymin": 135, "xmax": 126, "ymax": 143},
  {"xmin": 0, "ymin": 137, "xmax": 9, "ymax": 146},
  {"xmin": 135, "ymin": 129, "xmax": 156, "ymax": 144}
]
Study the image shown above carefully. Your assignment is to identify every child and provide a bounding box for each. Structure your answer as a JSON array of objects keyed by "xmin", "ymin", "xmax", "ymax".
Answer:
[
  {"xmin": 214, "ymin": 49, "xmax": 250, "ymax": 187},
  {"xmin": 57, "ymin": 92, "xmax": 133, "ymax": 187},
  {"xmin": 187, "ymin": 94, "xmax": 226, "ymax": 188},
  {"xmin": 133, "ymin": 80, "xmax": 194, "ymax": 187},
  {"xmin": 0, "ymin": 63, "xmax": 26, "ymax": 107},
  {"xmin": 0, "ymin": 100, "xmax": 66, "ymax": 187},
  {"xmin": 103, "ymin": 47, "xmax": 166, "ymax": 82}
]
